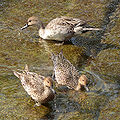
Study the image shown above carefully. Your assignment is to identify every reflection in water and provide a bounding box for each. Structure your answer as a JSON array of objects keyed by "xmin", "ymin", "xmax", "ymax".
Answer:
[
  {"xmin": 85, "ymin": 70, "xmax": 119, "ymax": 93},
  {"xmin": 39, "ymin": 38, "xmax": 53, "ymax": 54}
]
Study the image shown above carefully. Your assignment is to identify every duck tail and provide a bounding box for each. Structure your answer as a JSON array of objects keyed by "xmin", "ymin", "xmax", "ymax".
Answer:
[
  {"xmin": 82, "ymin": 28, "xmax": 102, "ymax": 31},
  {"xmin": 74, "ymin": 27, "xmax": 102, "ymax": 34},
  {"xmin": 13, "ymin": 71, "xmax": 21, "ymax": 78},
  {"xmin": 24, "ymin": 64, "xmax": 29, "ymax": 72}
]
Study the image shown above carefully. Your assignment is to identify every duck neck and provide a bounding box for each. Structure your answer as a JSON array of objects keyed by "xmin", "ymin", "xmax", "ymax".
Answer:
[
  {"xmin": 38, "ymin": 23, "xmax": 45, "ymax": 38},
  {"xmin": 43, "ymin": 86, "xmax": 52, "ymax": 97},
  {"xmin": 75, "ymin": 82, "xmax": 81, "ymax": 91},
  {"xmin": 37, "ymin": 20, "xmax": 45, "ymax": 30}
]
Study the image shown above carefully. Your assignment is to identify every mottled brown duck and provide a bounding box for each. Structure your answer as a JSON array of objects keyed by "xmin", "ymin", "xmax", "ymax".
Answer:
[
  {"xmin": 51, "ymin": 51, "xmax": 89, "ymax": 91},
  {"xmin": 13, "ymin": 65, "xmax": 55, "ymax": 106}
]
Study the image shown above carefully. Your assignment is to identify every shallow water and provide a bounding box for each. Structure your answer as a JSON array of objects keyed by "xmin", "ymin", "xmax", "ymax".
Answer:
[{"xmin": 0, "ymin": 0, "xmax": 120, "ymax": 119}]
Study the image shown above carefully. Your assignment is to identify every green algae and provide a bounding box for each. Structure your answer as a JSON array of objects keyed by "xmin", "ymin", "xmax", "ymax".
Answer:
[
  {"xmin": 90, "ymin": 49, "xmax": 120, "ymax": 76},
  {"xmin": 99, "ymin": 96, "xmax": 120, "ymax": 120}
]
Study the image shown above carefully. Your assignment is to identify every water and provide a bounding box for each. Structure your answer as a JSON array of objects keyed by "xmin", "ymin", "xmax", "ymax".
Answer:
[{"xmin": 0, "ymin": 0, "xmax": 120, "ymax": 119}]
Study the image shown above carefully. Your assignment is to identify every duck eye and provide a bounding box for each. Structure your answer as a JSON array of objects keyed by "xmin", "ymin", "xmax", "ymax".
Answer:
[{"xmin": 33, "ymin": 75, "xmax": 34, "ymax": 77}]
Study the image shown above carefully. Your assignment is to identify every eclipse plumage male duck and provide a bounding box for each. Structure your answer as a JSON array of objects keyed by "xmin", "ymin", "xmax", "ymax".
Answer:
[
  {"xmin": 21, "ymin": 16, "xmax": 101, "ymax": 42},
  {"xmin": 13, "ymin": 65, "xmax": 55, "ymax": 106},
  {"xmin": 51, "ymin": 51, "xmax": 89, "ymax": 91}
]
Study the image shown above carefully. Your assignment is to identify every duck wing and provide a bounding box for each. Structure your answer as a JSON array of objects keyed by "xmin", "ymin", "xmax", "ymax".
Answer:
[
  {"xmin": 60, "ymin": 16, "xmax": 87, "ymax": 26},
  {"xmin": 52, "ymin": 51, "xmax": 80, "ymax": 89},
  {"xmin": 46, "ymin": 16, "xmax": 86, "ymax": 29},
  {"xmin": 14, "ymin": 70, "xmax": 45, "ymax": 99}
]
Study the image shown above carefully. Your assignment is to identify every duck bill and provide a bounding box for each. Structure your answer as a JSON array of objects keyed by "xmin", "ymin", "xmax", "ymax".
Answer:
[
  {"xmin": 84, "ymin": 86, "xmax": 89, "ymax": 91},
  {"xmin": 21, "ymin": 23, "xmax": 29, "ymax": 30}
]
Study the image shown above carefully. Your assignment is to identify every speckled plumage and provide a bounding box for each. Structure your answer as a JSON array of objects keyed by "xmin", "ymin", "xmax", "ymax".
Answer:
[
  {"xmin": 21, "ymin": 16, "xmax": 102, "ymax": 41},
  {"xmin": 52, "ymin": 51, "xmax": 89, "ymax": 91},
  {"xmin": 13, "ymin": 65, "xmax": 55, "ymax": 106}
]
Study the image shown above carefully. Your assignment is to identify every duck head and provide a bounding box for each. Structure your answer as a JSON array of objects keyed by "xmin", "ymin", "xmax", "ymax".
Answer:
[
  {"xmin": 78, "ymin": 74, "xmax": 89, "ymax": 91},
  {"xmin": 21, "ymin": 16, "xmax": 39, "ymax": 30},
  {"xmin": 44, "ymin": 77, "xmax": 55, "ymax": 93},
  {"xmin": 75, "ymin": 74, "xmax": 89, "ymax": 91}
]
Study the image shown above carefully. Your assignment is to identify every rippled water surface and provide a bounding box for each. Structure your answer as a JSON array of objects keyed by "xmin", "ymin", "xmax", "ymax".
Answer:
[{"xmin": 0, "ymin": 0, "xmax": 120, "ymax": 119}]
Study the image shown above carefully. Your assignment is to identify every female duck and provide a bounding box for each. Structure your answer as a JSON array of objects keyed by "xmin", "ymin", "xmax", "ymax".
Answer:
[
  {"xmin": 21, "ymin": 16, "xmax": 101, "ymax": 42},
  {"xmin": 51, "ymin": 51, "xmax": 89, "ymax": 91},
  {"xmin": 13, "ymin": 65, "xmax": 55, "ymax": 106}
]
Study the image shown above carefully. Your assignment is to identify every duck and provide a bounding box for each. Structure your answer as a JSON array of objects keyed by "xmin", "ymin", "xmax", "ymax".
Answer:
[
  {"xmin": 51, "ymin": 51, "xmax": 89, "ymax": 91},
  {"xmin": 13, "ymin": 65, "xmax": 55, "ymax": 106},
  {"xmin": 21, "ymin": 16, "xmax": 102, "ymax": 42}
]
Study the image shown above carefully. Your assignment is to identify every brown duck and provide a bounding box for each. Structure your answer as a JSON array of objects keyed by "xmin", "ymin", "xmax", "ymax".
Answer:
[
  {"xmin": 13, "ymin": 65, "xmax": 55, "ymax": 106},
  {"xmin": 51, "ymin": 51, "xmax": 89, "ymax": 91}
]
